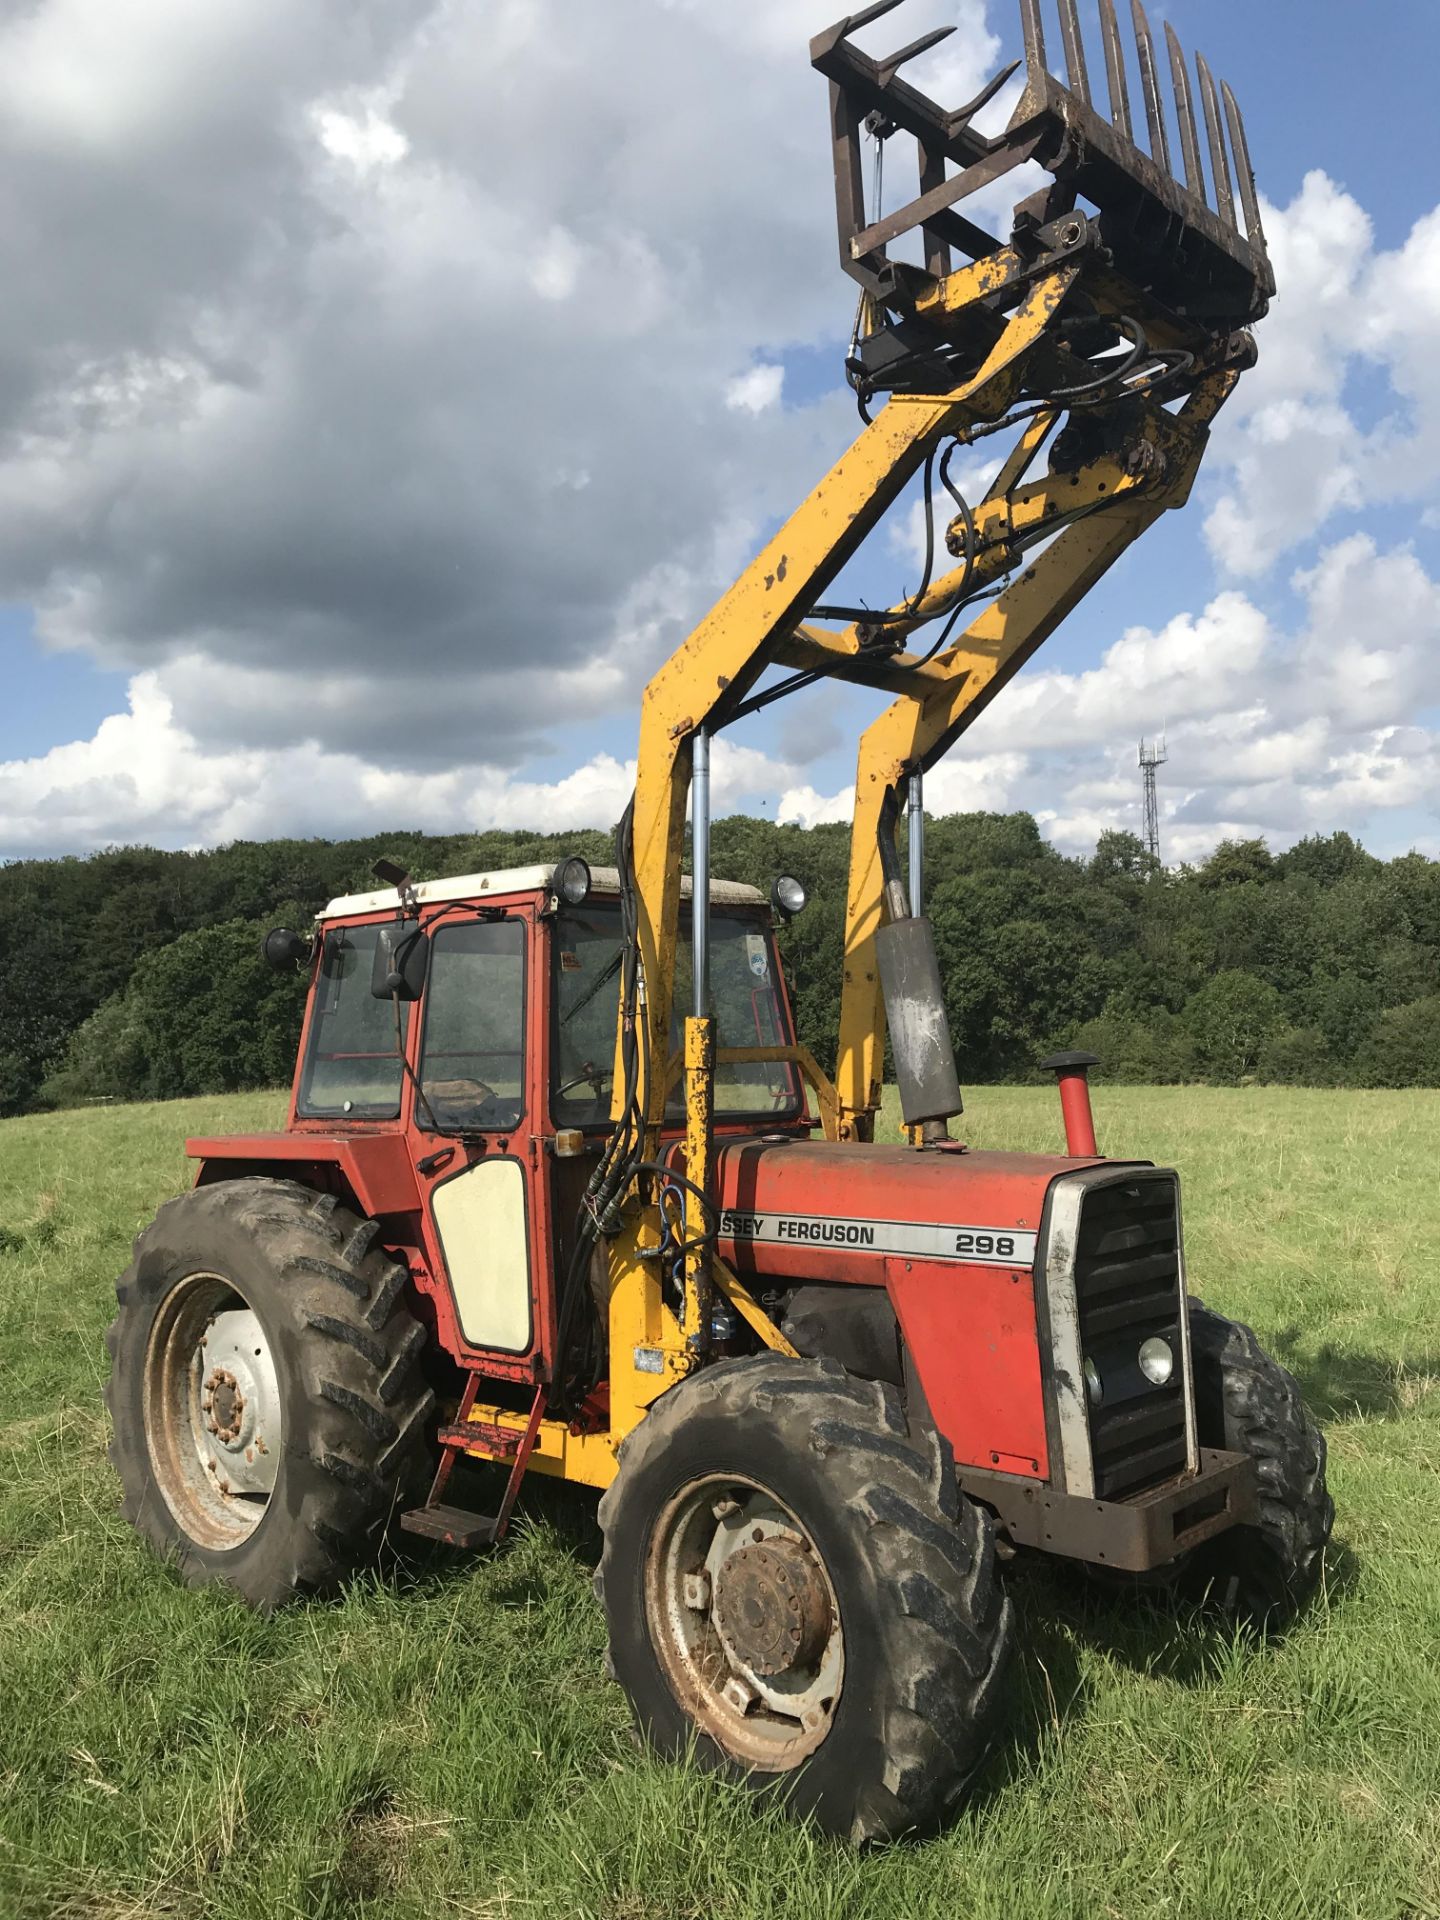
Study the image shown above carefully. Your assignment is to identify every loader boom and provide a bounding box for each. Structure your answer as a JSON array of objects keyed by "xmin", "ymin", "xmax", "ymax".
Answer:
[{"xmin": 613, "ymin": 0, "xmax": 1271, "ymax": 1360}]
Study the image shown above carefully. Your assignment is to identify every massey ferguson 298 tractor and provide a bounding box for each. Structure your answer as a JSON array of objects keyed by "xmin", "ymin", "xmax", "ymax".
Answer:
[{"xmin": 106, "ymin": 0, "xmax": 1331, "ymax": 1843}]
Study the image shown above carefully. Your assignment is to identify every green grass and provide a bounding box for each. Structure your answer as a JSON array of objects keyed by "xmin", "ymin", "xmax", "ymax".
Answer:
[{"xmin": 2, "ymin": 1087, "xmax": 1439, "ymax": 1918}]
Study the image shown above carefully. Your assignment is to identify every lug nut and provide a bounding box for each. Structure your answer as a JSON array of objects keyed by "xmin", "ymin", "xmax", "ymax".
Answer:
[
  {"xmin": 682, "ymin": 1572, "xmax": 711, "ymax": 1610},
  {"xmin": 721, "ymin": 1677, "xmax": 755, "ymax": 1715}
]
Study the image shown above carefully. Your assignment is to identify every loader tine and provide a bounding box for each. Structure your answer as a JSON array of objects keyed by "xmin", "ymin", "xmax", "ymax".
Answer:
[
  {"xmin": 1098, "ymin": 0, "xmax": 1133, "ymax": 138},
  {"xmin": 1222, "ymin": 77, "xmax": 1266, "ymax": 250},
  {"xmin": 1129, "ymin": 0, "xmax": 1170, "ymax": 171},
  {"xmin": 1164, "ymin": 22, "xmax": 1205, "ymax": 200},
  {"xmin": 837, "ymin": 0, "xmax": 908, "ymax": 35},
  {"xmin": 877, "ymin": 24, "xmax": 956, "ymax": 87},
  {"xmin": 1019, "ymin": 0, "xmax": 1047, "ymax": 74},
  {"xmin": 950, "ymin": 56, "xmax": 1021, "ymax": 130},
  {"xmin": 1195, "ymin": 52, "xmax": 1235, "ymax": 228},
  {"xmin": 1057, "ymin": 0, "xmax": 1091, "ymax": 102}
]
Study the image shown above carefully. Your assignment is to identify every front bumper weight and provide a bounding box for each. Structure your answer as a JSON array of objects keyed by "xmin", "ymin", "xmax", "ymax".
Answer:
[{"xmin": 958, "ymin": 1446, "xmax": 1257, "ymax": 1573}]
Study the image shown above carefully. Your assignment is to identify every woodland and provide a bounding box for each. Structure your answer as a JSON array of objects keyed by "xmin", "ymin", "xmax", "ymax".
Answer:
[{"xmin": 2, "ymin": 815, "xmax": 1436, "ymax": 1115}]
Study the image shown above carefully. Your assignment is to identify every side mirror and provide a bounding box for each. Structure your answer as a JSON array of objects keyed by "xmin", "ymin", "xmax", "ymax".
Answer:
[
  {"xmin": 370, "ymin": 922, "xmax": 430, "ymax": 1001},
  {"xmin": 261, "ymin": 927, "xmax": 312, "ymax": 973}
]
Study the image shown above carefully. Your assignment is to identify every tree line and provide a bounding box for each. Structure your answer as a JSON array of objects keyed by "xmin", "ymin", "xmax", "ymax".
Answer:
[{"xmin": 1, "ymin": 815, "xmax": 1436, "ymax": 1117}]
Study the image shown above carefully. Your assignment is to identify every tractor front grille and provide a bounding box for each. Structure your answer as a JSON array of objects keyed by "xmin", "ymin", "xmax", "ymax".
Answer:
[{"xmin": 1073, "ymin": 1175, "xmax": 1188, "ymax": 1499}]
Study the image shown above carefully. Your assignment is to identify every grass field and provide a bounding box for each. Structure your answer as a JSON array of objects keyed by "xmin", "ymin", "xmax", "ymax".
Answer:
[{"xmin": 2, "ymin": 1086, "xmax": 1439, "ymax": 1919}]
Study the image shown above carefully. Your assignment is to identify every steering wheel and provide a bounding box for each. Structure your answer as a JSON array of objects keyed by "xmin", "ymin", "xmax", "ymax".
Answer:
[
  {"xmin": 555, "ymin": 1062, "xmax": 614, "ymax": 1099},
  {"xmin": 426, "ymin": 1076, "xmax": 498, "ymax": 1109}
]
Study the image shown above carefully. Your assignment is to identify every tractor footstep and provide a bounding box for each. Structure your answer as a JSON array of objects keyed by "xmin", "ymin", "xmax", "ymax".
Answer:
[{"xmin": 400, "ymin": 1504, "xmax": 500, "ymax": 1548}]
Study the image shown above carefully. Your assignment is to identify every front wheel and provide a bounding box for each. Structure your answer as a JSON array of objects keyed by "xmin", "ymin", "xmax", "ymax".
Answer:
[
  {"xmin": 595, "ymin": 1354, "xmax": 1013, "ymax": 1843},
  {"xmin": 1178, "ymin": 1301, "xmax": 1333, "ymax": 1628}
]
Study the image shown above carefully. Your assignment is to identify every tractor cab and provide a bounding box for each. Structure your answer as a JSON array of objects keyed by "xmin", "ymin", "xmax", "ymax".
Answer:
[
  {"xmin": 190, "ymin": 862, "xmax": 819, "ymax": 1395},
  {"xmin": 288, "ymin": 862, "xmax": 807, "ymax": 1143}
]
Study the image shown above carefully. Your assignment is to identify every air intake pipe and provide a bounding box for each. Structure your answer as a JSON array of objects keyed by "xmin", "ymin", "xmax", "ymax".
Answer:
[{"xmin": 1040, "ymin": 1050, "xmax": 1101, "ymax": 1157}]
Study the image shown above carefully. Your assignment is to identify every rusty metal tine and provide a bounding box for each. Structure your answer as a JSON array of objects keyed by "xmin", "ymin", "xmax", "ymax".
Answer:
[
  {"xmin": 1221, "ymin": 78, "xmax": 1265, "ymax": 249},
  {"xmin": 1164, "ymin": 22, "xmax": 1205, "ymax": 199},
  {"xmin": 1098, "ymin": 0, "xmax": 1132, "ymax": 137},
  {"xmin": 877, "ymin": 24, "xmax": 956, "ymax": 87},
  {"xmin": 1129, "ymin": 0, "xmax": 1170, "ymax": 171},
  {"xmin": 1057, "ymin": 0, "xmax": 1091, "ymax": 101},
  {"xmin": 1019, "ymin": 0, "xmax": 1047, "ymax": 73},
  {"xmin": 837, "ymin": 0, "xmax": 908, "ymax": 34},
  {"xmin": 1195, "ymin": 53, "xmax": 1234, "ymax": 228},
  {"xmin": 950, "ymin": 57, "xmax": 1021, "ymax": 129}
]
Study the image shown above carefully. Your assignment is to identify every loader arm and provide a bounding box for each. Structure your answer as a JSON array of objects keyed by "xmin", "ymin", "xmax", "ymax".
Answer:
[
  {"xmin": 625, "ymin": 267, "xmax": 1076, "ymax": 1133},
  {"xmin": 833, "ymin": 353, "xmax": 1247, "ymax": 1130},
  {"xmin": 582, "ymin": 0, "xmax": 1273, "ymax": 1391}
]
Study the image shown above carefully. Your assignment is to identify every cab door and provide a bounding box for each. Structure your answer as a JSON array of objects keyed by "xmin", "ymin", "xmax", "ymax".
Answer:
[{"xmin": 410, "ymin": 912, "xmax": 537, "ymax": 1357}]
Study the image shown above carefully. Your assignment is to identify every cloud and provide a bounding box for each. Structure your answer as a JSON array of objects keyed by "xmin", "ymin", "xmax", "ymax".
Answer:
[
  {"xmin": 1204, "ymin": 170, "xmax": 1440, "ymax": 574},
  {"xmin": 960, "ymin": 533, "xmax": 1440, "ymax": 857},
  {"xmin": 0, "ymin": 0, "xmax": 1000, "ymax": 780},
  {"xmin": 0, "ymin": 668, "xmax": 816, "ymax": 857},
  {"xmin": 725, "ymin": 364, "xmax": 784, "ymax": 415}
]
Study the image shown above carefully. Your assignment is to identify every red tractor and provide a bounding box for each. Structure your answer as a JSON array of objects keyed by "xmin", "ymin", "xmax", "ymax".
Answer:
[{"xmin": 105, "ymin": 0, "xmax": 1331, "ymax": 1844}]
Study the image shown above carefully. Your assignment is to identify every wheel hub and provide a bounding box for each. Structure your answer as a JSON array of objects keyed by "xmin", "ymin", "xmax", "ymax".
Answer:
[
  {"xmin": 144, "ymin": 1277, "xmax": 285, "ymax": 1552},
  {"xmin": 645, "ymin": 1476, "xmax": 844, "ymax": 1771},
  {"xmin": 204, "ymin": 1368, "xmax": 245, "ymax": 1443},
  {"xmin": 712, "ymin": 1537, "xmax": 831, "ymax": 1677},
  {"xmin": 194, "ymin": 1307, "xmax": 281, "ymax": 1495}
]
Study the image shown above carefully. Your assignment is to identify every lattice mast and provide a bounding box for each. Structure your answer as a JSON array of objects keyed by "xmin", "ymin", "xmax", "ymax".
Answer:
[{"xmin": 1139, "ymin": 735, "xmax": 1168, "ymax": 864}]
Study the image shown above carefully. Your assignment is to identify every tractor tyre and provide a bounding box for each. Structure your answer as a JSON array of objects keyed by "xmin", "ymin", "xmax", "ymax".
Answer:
[
  {"xmin": 595, "ymin": 1352, "xmax": 1014, "ymax": 1844},
  {"xmin": 105, "ymin": 1177, "xmax": 434, "ymax": 1612},
  {"xmin": 1178, "ymin": 1300, "xmax": 1333, "ymax": 1630}
]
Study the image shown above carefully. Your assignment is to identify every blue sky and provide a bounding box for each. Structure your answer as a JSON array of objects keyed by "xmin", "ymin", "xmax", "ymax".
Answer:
[{"xmin": 2, "ymin": 0, "xmax": 1437, "ymax": 864}]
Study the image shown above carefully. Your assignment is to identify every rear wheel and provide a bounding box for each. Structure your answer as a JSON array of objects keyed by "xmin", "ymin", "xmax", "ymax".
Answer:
[
  {"xmin": 596, "ymin": 1354, "xmax": 1013, "ymax": 1843},
  {"xmin": 105, "ymin": 1177, "xmax": 434, "ymax": 1611}
]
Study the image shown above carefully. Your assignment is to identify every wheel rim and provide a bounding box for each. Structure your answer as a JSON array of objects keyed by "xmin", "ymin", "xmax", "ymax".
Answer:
[
  {"xmin": 142, "ymin": 1271, "xmax": 283, "ymax": 1551},
  {"xmin": 644, "ymin": 1472, "xmax": 844, "ymax": 1771}
]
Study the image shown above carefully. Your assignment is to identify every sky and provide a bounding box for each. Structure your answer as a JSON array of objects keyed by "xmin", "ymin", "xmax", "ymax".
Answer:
[{"xmin": 1, "ymin": 0, "xmax": 1438, "ymax": 867}]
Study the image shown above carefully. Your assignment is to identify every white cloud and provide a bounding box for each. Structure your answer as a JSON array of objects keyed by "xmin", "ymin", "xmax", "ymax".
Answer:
[
  {"xmin": 1, "ymin": 10, "xmax": 1437, "ymax": 870},
  {"xmin": 1204, "ymin": 170, "xmax": 1440, "ymax": 574},
  {"xmin": 313, "ymin": 100, "xmax": 408, "ymax": 171},
  {"xmin": 958, "ymin": 533, "xmax": 1440, "ymax": 857},
  {"xmin": 725, "ymin": 364, "xmax": 784, "ymax": 415},
  {"xmin": 0, "ymin": 669, "xmax": 818, "ymax": 856}
]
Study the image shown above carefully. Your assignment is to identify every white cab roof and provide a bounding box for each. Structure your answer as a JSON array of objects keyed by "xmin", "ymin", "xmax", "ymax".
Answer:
[{"xmin": 321, "ymin": 864, "xmax": 766, "ymax": 921}]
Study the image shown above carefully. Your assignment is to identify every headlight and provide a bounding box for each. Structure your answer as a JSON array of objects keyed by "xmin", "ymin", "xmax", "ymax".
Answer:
[
  {"xmin": 1138, "ymin": 1335, "xmax": 1174, "ymax": 1386},
  {"xmin": 1082, "ymin": 1355, "xmax": 1103, "ymax": 1407},
  {"xmin": 771, "ymin": 874, "xmax": 807, "ymax": 920},
  {"xmin": 556, "ymin": 857, "xmax": 592, "ymax": 906}
]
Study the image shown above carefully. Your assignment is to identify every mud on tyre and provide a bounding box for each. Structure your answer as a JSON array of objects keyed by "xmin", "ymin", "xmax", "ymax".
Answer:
[
  {"xmin": 595, "ymin": 1352, "xmax": 1013, "ymax": 1844},
  {"xmin": 105, "ymin": 1177, "xmax": 433, "ymax": 1612}
]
